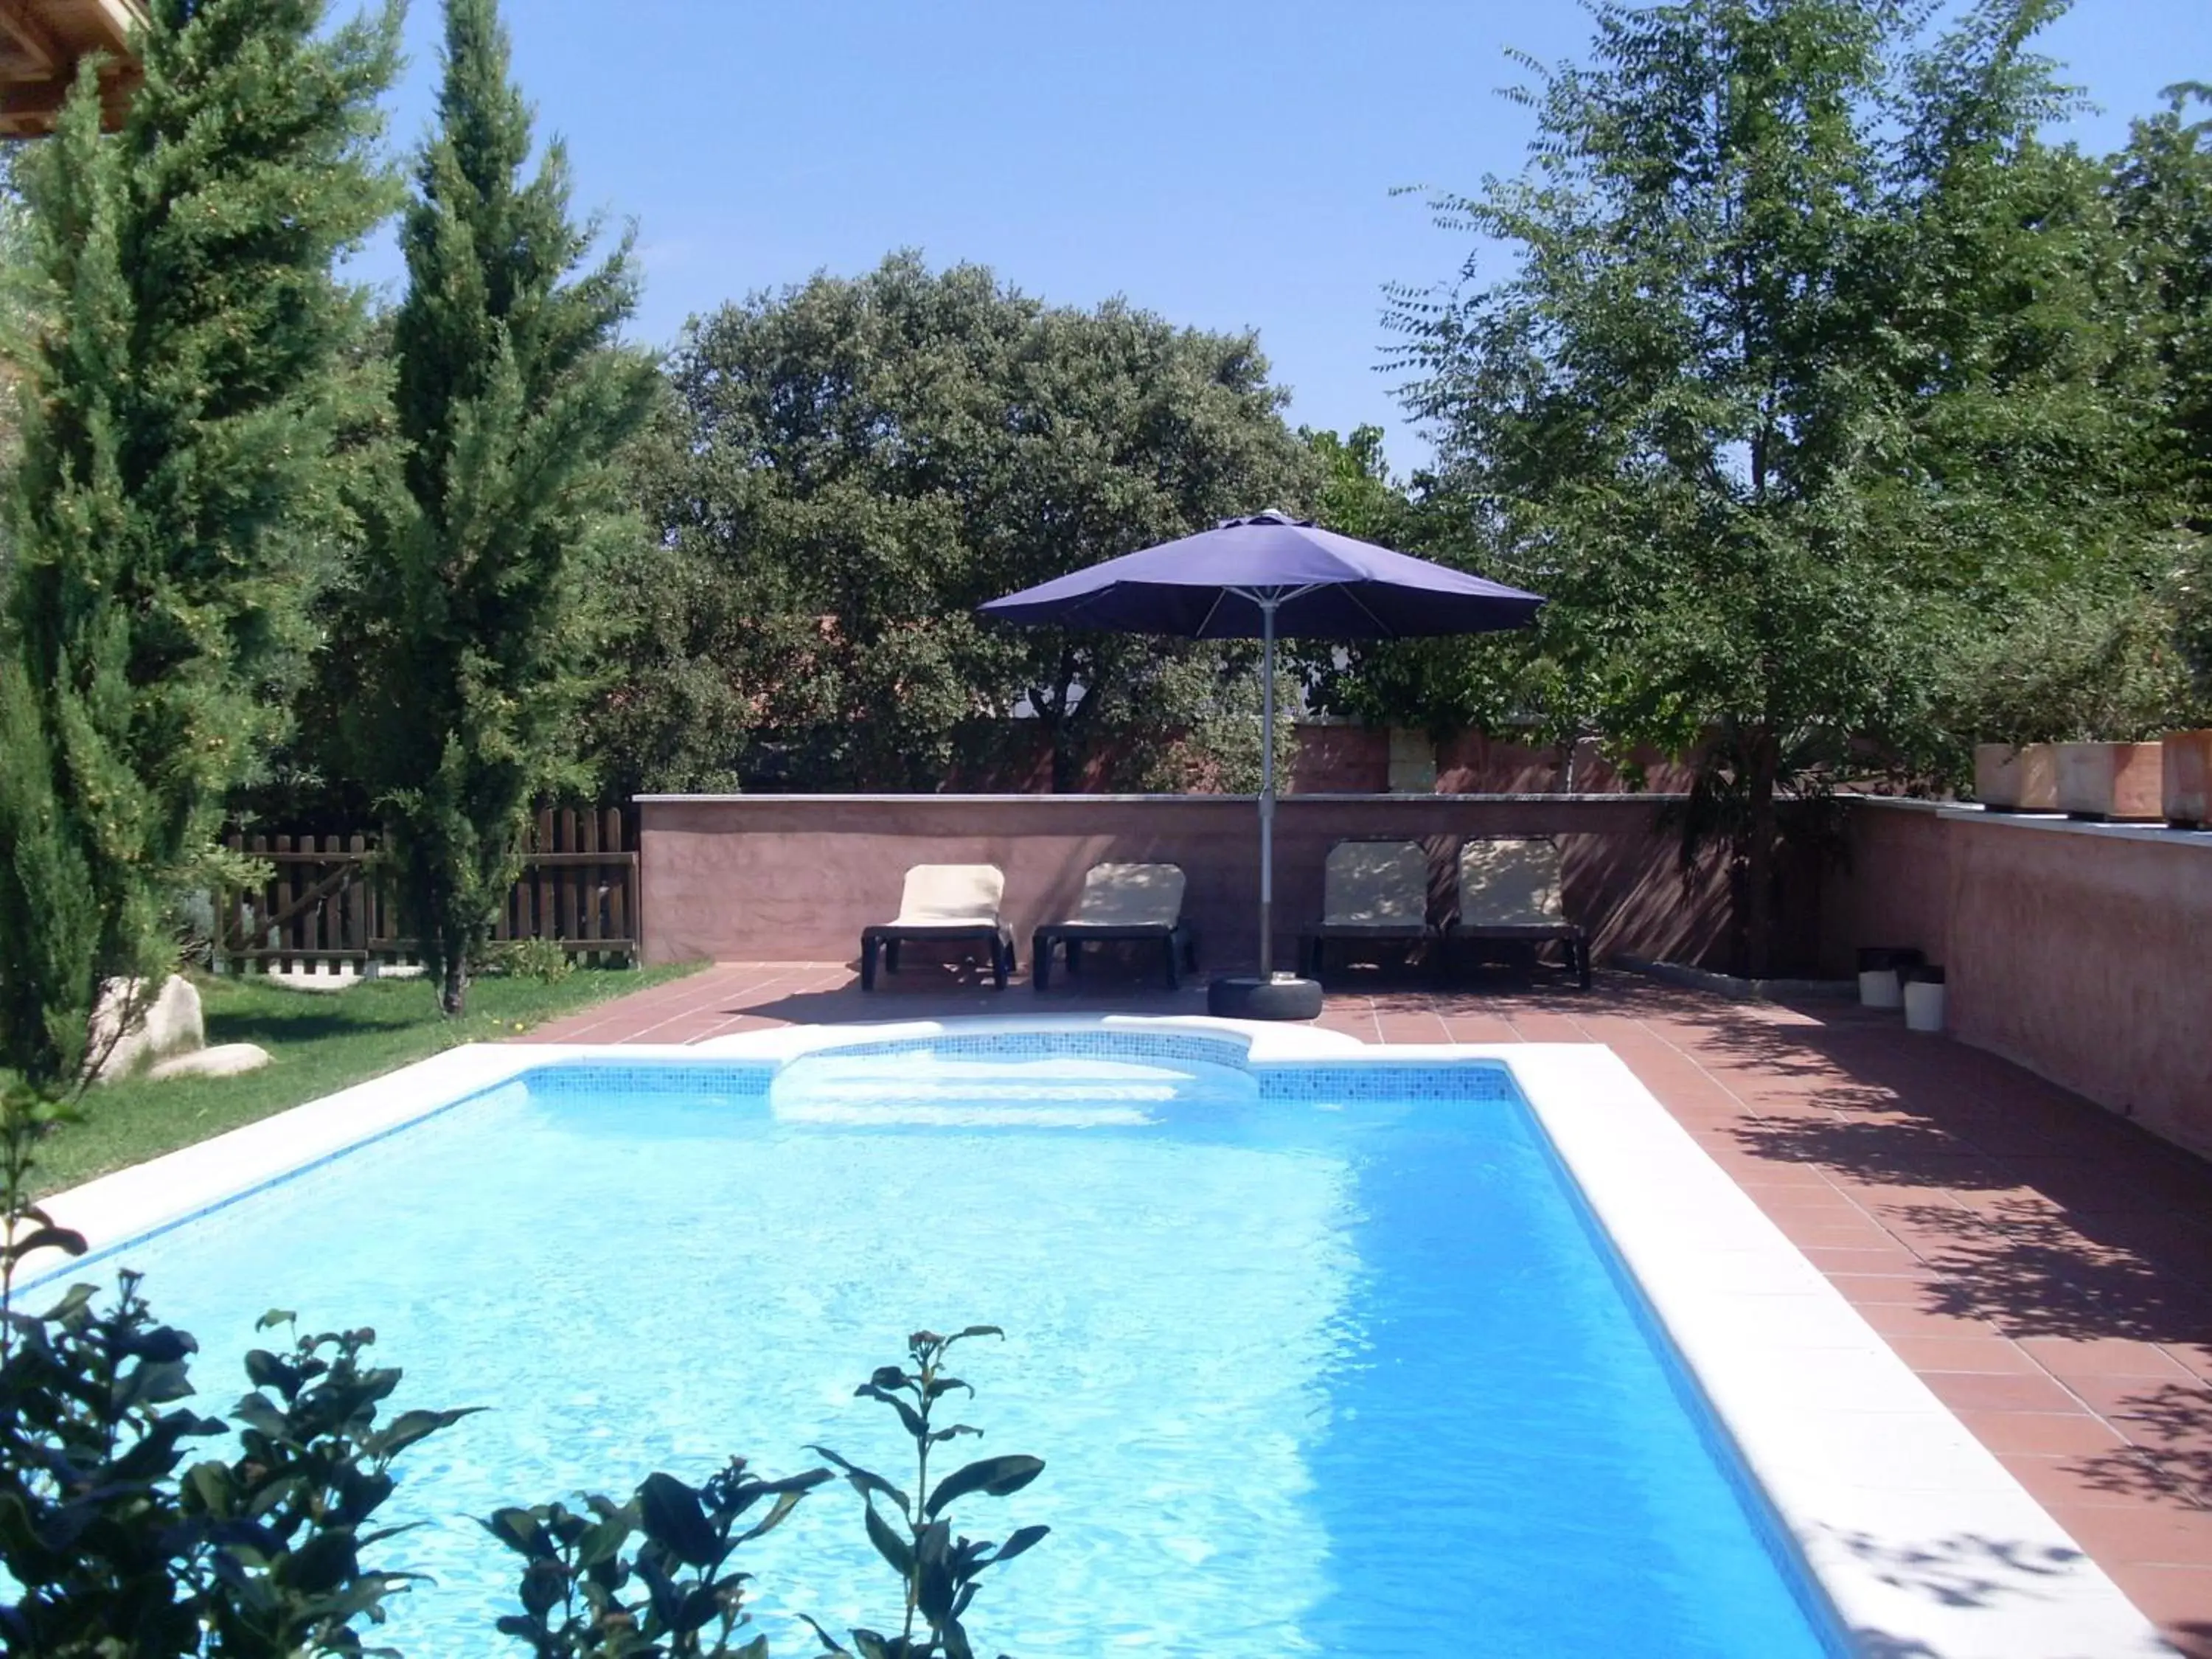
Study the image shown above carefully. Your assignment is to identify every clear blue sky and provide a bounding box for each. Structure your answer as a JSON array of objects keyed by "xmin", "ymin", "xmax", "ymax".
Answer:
[{"xmin": 352, "ymin": 0, "xmax": 2208, "ymax": 474}]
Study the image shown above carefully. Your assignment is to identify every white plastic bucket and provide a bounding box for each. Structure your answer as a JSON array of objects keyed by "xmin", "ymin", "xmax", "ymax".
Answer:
[
  {"xmin": 1859, "ymin": 968, "xmax": 1902, "ymax": 1009},
  {"xmin": 1904, "ymin": 979, "xmax": 1947, "ymax": 1033}
]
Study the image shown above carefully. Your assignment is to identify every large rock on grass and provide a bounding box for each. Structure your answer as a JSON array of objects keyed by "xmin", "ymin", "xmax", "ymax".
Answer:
[
  {"xmin": 148, "ymin": 1043, "xmax": 271, "ymax": 1082},
  {"xmin": 86, "ymin": 975, "xmax": 205, "ymax": 1084}
]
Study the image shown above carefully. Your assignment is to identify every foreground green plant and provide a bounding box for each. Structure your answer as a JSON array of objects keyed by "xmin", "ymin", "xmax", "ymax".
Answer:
[
  {"xmin": 484, "ymin": 1460, "xmax": 831, "ymax": 1658},
  {"xmin": 804, "ymin": 1327, "xmax": 1048, "ymax": 1659},
  {"xmin": 490, "ymin": 1327, "xmax": 1049, "ymax": 1659},
  {"xmin": 0, "ymin": 1273, "xmax": 473, "ymax": 1656},
  {"xmin": 1, "ymin": 1068, "xmax": 471, "ymax": 1655}
]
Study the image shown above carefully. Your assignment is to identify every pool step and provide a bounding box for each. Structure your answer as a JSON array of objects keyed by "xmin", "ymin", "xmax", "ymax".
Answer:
[{"xmin": 768, "ymin": 1053, "xmax": 1254, "ymax": 1123}]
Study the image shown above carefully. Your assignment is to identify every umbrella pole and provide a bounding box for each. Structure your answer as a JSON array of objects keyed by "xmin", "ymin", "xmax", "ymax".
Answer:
[{"xmin": 1259, "ymin": 598, "xmax": 1277, "ymax": 978}]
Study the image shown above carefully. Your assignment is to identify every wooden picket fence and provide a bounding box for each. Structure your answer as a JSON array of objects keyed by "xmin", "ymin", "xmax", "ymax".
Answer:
[{"xmin": 215, "ymin": 808, "xmax": 637, "ymax": 976}]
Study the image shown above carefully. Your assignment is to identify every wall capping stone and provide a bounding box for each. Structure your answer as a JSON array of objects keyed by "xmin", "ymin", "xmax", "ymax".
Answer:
[
  {"xmin": 1843, "ymin": 791, "xmax": 2212, "ymax": 849},
  {"xmin": 637, "ymin": 791, "xmax": 1701, "ymax": 806}
]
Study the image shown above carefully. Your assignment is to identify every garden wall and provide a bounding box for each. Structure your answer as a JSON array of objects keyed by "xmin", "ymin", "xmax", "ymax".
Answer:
[
  {"xmin": 1824, "ymin": 799, "xmax": 2212, "ymax": 1161},
  {"xmin": 634, "ymin": 793, "xmax": 1815, "ymax": 975},
  {"xmin": 929, "ymin": 723, "xmax": 1700, "ymax": 795}
]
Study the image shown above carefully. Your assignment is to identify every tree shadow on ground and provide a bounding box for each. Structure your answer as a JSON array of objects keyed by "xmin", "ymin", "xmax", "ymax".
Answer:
[
  {"xmin": 1897, "ymin": 1203, "xmax": 2212, "ymax": 1337},
  {"xmin": 1686, "ymin": 1006, "xmax": 2212, "ymax": 1537},
  {"xmin": 1708, "ymin": 1022, "xmax": 2212, "ymax": 1333},
  {"xmin": 204, "ymin": 1004, "xmax": 413, "ymax": 1043},
  {"xmin": 2056, "ymin": 1380, "xmax": 2212, "ymax": 1512},
  {"xmin": 1821, "ymin": 1522, "xmax": 2083, "ymax": 1606},
  {"xmin": 1812, "ymin": 1527, "xmax": 2130, "ymax": 1659}
]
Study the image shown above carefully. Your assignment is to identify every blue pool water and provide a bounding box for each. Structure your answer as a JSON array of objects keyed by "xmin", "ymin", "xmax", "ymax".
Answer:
[{"xmin": 46, "ymin": 1046, "xmax": 1843, "ymax": 1655}]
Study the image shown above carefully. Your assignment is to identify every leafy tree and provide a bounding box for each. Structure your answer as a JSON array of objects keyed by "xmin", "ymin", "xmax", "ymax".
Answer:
[
  {"xmin": 2112, "ymin": 83, "xmax": 2212, "ymax": 695},
  {"xmin": 2114, "ymin": 83, "xmax": 2212, "ymax": 527},
  {"xmin": 356, "ymin": 0, "xmax": 656, "ymax": 1015},
  {"xmin": 1290, "ymin": 427, "xmax": 1608, "ymax": 777},
  {"xmin": 0, "ymin": 147, "xmax": 29, "ymax": 580},
  {"xmin": 1302, "ymin": 424, "xmax": 1413, "ymax": 548},
  {"xmin": 603, "ymin": 254, "xmax": 1316, "ymax": 795},
  {"xmin": 0, "ymin": 0, "xmax": 400, "ymax": 1085},
  {"xmin": 1388, "ymin": 0, "xmax": 2173, "ymax": 971}
]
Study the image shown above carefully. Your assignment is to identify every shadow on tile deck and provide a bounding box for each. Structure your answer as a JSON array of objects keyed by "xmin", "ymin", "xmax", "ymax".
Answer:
[{"xmin": 529, "ymin": 958, "xmax": 2212, "ymax": 1655}]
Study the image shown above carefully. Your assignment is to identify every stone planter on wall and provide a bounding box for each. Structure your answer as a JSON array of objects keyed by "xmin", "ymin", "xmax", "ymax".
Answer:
[
  {"xmin": 2055, "ymin": 742, "xmax": 2166, "ymax": 821},
  {"xmin": 2166, "ymin": 731, "xmax": 2212, "ymax": 829},
  {"xmin": 1974, "ymin": 742, "xmax": 2059, "ymax": 811}
]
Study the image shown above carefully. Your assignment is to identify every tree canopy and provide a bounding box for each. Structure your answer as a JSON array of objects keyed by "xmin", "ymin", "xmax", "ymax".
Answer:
[
  {"xmin": 351, "ymin": 0, "xmax": 656, "ymax": 1015},
  {"xmin": 0, "ymin": 0, "xmax": 398, "ymax": 1082},
  {"xmin": 1373, "ymin": 0, "xmax": 2202, "ymax": 968},
  {"xmin": 594, "ymin": 254, "xmax": 1318, "ymax": 796}
]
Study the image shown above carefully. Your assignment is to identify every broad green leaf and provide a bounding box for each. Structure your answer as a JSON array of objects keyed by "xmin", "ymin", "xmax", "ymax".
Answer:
[
  {"xmin": 925, "ymin": 1455, "xmax": 1044, "ymax": 1517},
  {"xmin": 984, "ymin": 1523, "xmax": 1050, "ymax": 1570},
  {"xmin": 636, "ymin": 1472, "xmax": 720, "ymax": 1568},
  {"xmin": 864, "ymin": 1499, "xmax": 913, "ymax": 1577}
]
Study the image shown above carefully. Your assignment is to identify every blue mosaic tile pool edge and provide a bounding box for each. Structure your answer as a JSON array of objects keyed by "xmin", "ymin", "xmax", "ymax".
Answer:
[{"xmin": 517, "ymin": 1030, "xmax": 1520, "ymax": 1105}]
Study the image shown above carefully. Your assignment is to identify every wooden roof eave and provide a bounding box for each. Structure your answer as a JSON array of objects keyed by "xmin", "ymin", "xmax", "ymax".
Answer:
[{"xmin": 0, "ymin": 0, "xmax": 147, "ymax": 139}]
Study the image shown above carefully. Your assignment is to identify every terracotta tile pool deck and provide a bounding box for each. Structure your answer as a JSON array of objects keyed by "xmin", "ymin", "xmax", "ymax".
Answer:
[{"xmin": 533, "ymin": 961, "xmax": 2212, "ymax": 1654}]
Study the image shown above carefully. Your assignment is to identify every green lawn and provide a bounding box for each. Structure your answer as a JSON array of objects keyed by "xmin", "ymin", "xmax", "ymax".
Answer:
[{"xmin": 28, "ymin": 964, "xmax": 700, "ymax": 1196}]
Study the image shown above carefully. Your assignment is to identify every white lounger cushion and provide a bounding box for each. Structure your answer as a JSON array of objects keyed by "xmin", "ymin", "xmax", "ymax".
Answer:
[
  {"xmin": 1458, "ymin": 837, "xmax": 1566, "ymax": 928},
  {"xmin": 1071, "ymin": 863, "xmax": 1186, "ymax": 928},
  {"xmin": 1322, "ymin": 841, "xmax": 1429, "ymax": 928},
  {"xmin": 892, "ymin": 863, "xmax": 1006, "ymax": 925}
]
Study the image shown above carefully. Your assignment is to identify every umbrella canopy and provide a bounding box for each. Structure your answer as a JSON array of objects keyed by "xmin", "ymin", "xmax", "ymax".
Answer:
[
  {"xmin": 975, "ymin": 509, "xmax": 1543, "ymax": 638},
  {"xmin": 978, "ymin": 509, "xmax": 1545, "ymax": 999}
]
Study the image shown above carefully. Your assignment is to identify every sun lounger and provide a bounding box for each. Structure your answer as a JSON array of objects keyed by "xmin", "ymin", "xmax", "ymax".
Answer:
[
  {"xmin": 1299, "ymin": 840, "xmax": 1434, "ymax": 978},
  {"xmin": 1450, "ymin": 836, "xmax": 1590, "ymax": 990},
  {"xmin": 1032, "ymin": 863, "xmax": 1197, "ymax": 990},
  {"xmin": 860, "ymin": 864, "xmax": 1015, "ymax": 990}
]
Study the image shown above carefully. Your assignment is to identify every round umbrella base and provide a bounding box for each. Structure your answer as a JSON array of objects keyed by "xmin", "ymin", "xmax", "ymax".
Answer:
[{"xmin": 1206, "ymin": 974, "xmax": 1324, "ymax": 1022}]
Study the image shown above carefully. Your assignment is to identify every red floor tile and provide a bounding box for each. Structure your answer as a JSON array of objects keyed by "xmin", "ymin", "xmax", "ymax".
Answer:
[
  {"xmin": 1921, "ymin": 1369, "xmax": 2090, "ymax": 1416},
  {"xmin": 2019, "ymin": 1337, "xmax": 2200, "ymax": 1382},
  {"xmin": 1884, "ymin": 1335, "xmax": 2042, "ymax": 1376},
  {"xmin": 1953, "ymin": 1408, "xmax": 2131, "ymax": 1457}
]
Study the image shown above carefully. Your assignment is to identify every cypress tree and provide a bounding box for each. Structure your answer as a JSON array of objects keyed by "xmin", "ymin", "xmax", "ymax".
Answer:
[
  {"xmin": 0, "ymin": 1, "xmax": 399, "ymax": 1086},
  {"xmin": 361, "ymin": 0, "xmax": 655, "ymax": 1015}
]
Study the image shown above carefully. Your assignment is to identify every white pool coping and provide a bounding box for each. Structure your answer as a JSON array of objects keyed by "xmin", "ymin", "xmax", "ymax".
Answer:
[{"xmin": 24, "ymin": 1018, "xmax": 2174, "ymax": 1659}]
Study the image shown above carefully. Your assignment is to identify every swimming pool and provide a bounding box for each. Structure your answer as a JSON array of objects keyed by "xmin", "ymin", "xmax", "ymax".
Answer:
[{"xmin": 27, "ymin": 1021, "xmax": 2173, "ymax": 1658}]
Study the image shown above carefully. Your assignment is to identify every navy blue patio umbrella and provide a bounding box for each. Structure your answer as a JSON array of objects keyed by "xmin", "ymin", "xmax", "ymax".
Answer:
[{"xmin": 979, "ymin": 509, "xmax": 1543, "ymax": 1016}]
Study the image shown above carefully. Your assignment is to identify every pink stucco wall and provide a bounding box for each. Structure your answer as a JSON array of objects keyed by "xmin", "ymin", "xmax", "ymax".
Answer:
[
  {"xmin": 636, "ymin": 793, "xmax": 1775, "ymax": 975},
  {"xmin": 1948, "ymin": 821, "xmax": 2212, "ymax": 1158},
  {"xmin": 1826, "ymin": 800, "xmax": 2212, "ymax": 1161},
  {"xmin": 1817, "ymin": 799, "xmax": 1954, "ymax": 977}
]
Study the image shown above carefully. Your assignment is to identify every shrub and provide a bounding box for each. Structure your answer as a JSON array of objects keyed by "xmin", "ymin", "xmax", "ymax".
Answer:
[
  {"xmin": 483, "ymin": 1460, "xmax": 830, "ymax": 1658},
  {"xmin": 1, "ymin": 1084, "xmax": 474, "ymax": 1656},
  {"xmin": 488, "ymin": 938, "xmax": 577, "ymax": 985},
  {"xmin": 802, "ymin": 1326, "xmax": 1049, "ymax": 1659},
  {"xmin": 0, "ymin": 1272, "xmax": 476, "ymax": 1655},
  {"xmin": 488, "ymin": 1326, "xmax": 1051, "ymax": 1659}
]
